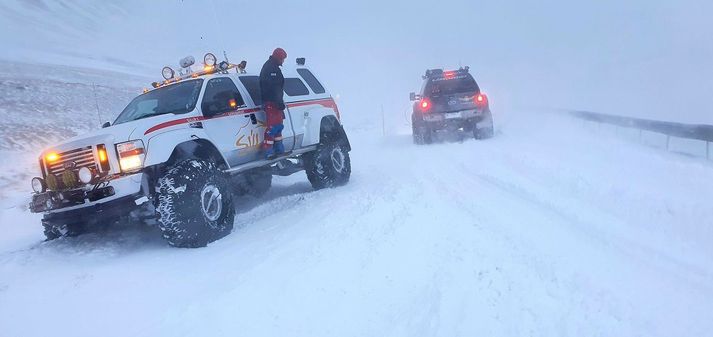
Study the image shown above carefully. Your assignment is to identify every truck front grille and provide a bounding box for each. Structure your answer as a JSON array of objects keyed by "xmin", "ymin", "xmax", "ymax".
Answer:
[{"xmin": 46, "ymin": 146, "xmax": 97, "ymax": 176}]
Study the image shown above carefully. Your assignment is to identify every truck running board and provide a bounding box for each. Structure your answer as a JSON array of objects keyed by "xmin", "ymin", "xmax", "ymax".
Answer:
[
  {"xmin": 271, "ymin": 159, "xmax": 304, "ymax": 176},
  {"xmin": 224, "ymin": 146, "xmax": 317, "ymax": 176}
]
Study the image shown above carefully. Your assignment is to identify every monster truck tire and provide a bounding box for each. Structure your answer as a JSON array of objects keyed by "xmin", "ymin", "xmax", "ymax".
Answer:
[
  {"xmin": 304, "ymin": 141, "xmax": 351, "ymax": 190},
  {"xmin": 42, "ymin": 218, "xmax": 86, "ymax": 241},
  {"xmin": 474, "ymin": 112, "xmax": 494, "ymax": 139},
  {"xmin": 156, "ymin": 159, "xmax": 235, "ymax": 248}
]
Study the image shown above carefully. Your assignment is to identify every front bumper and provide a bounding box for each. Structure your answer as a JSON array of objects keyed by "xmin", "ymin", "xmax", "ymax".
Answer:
[
  {"xmin": 42, "ymin": 192, "xmax": 150, "ymax": 225},
  {"xmin": 30, "ymin": 186, "xmax": 116, "ymax": 213},
  {"xmin": 30, "ymin": 173, "xmax": 147, "ymax": 214}
]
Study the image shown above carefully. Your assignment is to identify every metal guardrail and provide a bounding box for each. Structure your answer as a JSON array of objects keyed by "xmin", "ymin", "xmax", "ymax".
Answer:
[{"xmin": 569, "ymin": 110, "xmax": 712, "ymax": 159}]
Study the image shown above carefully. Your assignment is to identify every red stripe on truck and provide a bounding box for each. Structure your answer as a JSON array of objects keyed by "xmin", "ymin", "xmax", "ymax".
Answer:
[
  {"xmin": 143, "ymin": 98, "xmax": 339, "ymax": 135},
  {"xmin": 288, "ymin": 98, "xmax": 340, "ymax": 120}
]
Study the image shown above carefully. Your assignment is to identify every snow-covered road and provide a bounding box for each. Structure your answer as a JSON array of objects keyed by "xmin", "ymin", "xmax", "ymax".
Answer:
[{"xmin": 1, "ymin": 110, "xmax": 711, "ymax": 337}]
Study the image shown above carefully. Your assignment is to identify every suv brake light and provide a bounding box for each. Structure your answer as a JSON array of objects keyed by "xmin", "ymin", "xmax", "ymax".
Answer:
[
  {"xmin": 475, "ymin": 93, "xmax": 488, "ymax": 108},
  {"xmin": 420, "ymin": 98, "xmax": 432, "ymax": 113}
]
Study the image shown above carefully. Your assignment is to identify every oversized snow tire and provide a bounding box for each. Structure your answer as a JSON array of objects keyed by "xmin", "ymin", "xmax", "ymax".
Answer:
[
  {"xmin": 156, "ymin": 159, "xmax": 235, "ymax": 248},
  {"xmin": 42, "ymin": 219, "xmax": 85, "ymax": 241},
  {"xmin": 304, "ymin": 142, "xmax": 351, "ymax": 190}
]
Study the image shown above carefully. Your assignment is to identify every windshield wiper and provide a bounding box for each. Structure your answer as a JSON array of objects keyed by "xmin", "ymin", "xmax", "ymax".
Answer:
[{"xmin": 132, "ymin": 109, "xmax": 186, "ymax": 122}]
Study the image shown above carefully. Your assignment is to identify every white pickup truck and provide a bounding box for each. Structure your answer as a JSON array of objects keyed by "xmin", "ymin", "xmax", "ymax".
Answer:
[{"xmin": 29, "ymin": 53, "xmax": 352, "ymax": 247}]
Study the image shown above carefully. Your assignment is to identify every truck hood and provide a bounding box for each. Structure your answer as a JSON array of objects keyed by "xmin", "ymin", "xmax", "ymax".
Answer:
[
  {"xmin": 38, "ymin": 111, "xmax": 201, "ymax": 158},
  {"xmin": 40, "ymin": 122, "xmax": 138, "ymax": 156}
]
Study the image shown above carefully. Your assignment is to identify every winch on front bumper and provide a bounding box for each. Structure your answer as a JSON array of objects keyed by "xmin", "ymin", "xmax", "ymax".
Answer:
[
  {"xmin": 30, "ymin": 186, "xmax": 116, "ymax": 213},
  {"xmin": 29, "ymin": 173, "xmax": 148, "ymax": 214}
]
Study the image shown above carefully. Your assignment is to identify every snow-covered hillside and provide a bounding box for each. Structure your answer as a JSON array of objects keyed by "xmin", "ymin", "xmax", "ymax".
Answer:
[
  {"xmin": 0, "ymin": 63, "xmax": 712, "ymax": 336},
  {"xmin": 0, "ymin": 62, "xmax": 145, "ymax": 203},
  {"xmin": 2, "ymin": 0, "xmax": 712, "ymax": 124}
]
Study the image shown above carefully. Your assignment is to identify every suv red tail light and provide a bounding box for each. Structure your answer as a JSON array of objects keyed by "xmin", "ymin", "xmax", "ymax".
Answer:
[
  {"xmin": 420, "ymin": 98, "xmax": 432, "ymax": 113},
  {"xmin": 475, "ymin": 93, "xmax": 488, "ymax": 108}
]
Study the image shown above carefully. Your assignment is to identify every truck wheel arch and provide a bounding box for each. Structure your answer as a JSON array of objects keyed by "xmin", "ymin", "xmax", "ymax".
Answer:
[
  {"xmin": 166, "ymin": 140, "xmax": 227, "ymax": 168},
  {"xmin": 319, "ymin": 115, "xmax": 351, "ymax": 151},
  {"xmin": 144, "ymin": 130, "xmax": 228, "ymax": 169}
]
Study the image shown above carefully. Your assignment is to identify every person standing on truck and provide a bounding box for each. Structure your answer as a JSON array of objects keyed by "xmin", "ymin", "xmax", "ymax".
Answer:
[{"xmin": 259, "ymin": 47, "xmax": 288, "ymax": 158}]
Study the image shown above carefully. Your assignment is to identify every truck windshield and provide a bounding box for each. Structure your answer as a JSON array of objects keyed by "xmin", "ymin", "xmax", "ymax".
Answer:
[
  {"xmin": 425, "ymin": 75, "xmax": 479, "ymax": 97},
  {"xmin": 114, "ymin": 79, "xmax": 204, "ymax": 124}
]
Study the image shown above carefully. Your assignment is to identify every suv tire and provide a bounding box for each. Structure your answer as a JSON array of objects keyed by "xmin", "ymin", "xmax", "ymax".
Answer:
[
  {"xmin": 304, "ymin": 139, "xmax": 351, "ymax": 190},
  {"xmin": 474, "ymin": 112, "xmax": 494, "ymax": 139},
  {"xmin": 156, "ymin": 159, "xmax": 235, "ymax": 248},
  {"xmin": 412, "ymin": 117, "xmax": 433, "ymax": 145}
]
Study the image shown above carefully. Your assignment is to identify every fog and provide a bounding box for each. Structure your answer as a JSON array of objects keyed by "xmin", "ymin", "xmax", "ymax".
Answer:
[
  {"xmin": 1, "ymin": 3, "xmax": 713, "ymax": 335},
  {"xmin": 1, "ymin": 0, "xmax": 711, "ymax": 124}
]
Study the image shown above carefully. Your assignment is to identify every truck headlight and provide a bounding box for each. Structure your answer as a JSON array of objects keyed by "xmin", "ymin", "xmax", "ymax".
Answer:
[
  {"xmin": 31, "ymin": 177, "xmax": 46, "ymax": 193},
  {"xmin": 116, "ymin": 140, "xmax": 145, "ymax": 173},
  {"xmin": 78, "ymin": 167, "xmax": 94, "ymax": 184}
]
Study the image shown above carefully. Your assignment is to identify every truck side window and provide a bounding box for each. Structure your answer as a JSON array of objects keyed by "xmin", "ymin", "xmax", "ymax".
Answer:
[
  {"xmin": 201, "ymin": 77, "xmax": 245, "ymax": 116},
  {"xmin": 284, "ymin": 78, "xmax": 310, "ymax": 96},
  {"xmin": 238, "ymin": 76, "xmax": 262, "ymax": 105},
  {"xmin": 296, "ymin": 69, "xmax": 325, "ymax": 94}
]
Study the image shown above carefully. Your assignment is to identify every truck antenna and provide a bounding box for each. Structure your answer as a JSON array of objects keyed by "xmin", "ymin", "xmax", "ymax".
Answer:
[{"xmin": 91, "ymin": 82, "xmax": 102, "ymax": 126}]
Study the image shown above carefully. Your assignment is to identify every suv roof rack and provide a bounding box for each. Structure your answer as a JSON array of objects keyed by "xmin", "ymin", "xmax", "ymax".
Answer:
[{"xmin": 423, "ymin": 66, "xmax": 470, "ymax": 79}]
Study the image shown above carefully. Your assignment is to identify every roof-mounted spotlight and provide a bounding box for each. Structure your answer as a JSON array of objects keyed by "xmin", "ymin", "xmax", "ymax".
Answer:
[
  {"xmin": 237, "ymin": 60, "xmax": 247, "ymax": 73},
  {"xmin": 218, "ymin": 61, "xmax": 230, "ymax": 71},
  {"xmin": 179, "ymin": 56, "xmax": 195, "ymax": 68},
  {"xmin": 162, "ymin": 66, "xmax": 175, "ymax": 80},
  {"xmin": 151, "ymin": 81, "xmax": 160, "ymax": 88},
  {"xmin": 296, "ymin": 57, "xmax": 306, "ymax": 66},
  {"xmin": 204, "ymin": 53, "xmax": 217, "ymax": 66}
]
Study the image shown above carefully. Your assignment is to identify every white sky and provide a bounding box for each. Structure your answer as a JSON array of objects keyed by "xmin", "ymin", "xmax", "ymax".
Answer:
[{"xmin": 1, "ymin": 0, "xmax": 711, "ymax": 123}]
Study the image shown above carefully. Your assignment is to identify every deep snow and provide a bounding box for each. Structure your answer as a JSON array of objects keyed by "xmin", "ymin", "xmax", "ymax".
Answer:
[
  {"xmin": 1, "ymin": 0, "xmax": 713, "ymax": 335},
  {"xmin": 0, "ymin": 62, "xmax": 712, "ymax": 336}
]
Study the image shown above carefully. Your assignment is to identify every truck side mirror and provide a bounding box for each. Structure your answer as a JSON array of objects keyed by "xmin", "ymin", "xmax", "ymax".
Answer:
[
  {"xmin": 410, "ymin": 92, "xmax": 420, "ymax": 101},
  {"xmin": 102, "ymin": 121, "xmax": 111, "ymax": 128}
]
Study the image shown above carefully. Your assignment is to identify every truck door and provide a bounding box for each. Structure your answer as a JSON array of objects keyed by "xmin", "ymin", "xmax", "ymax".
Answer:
[
  {"xmin": 200, "ymin": 76, "xmax": 262, "ymax": 166},
  {"xmin": 237, "ymin": 75, "xmax": 296, "ymax": 154}
]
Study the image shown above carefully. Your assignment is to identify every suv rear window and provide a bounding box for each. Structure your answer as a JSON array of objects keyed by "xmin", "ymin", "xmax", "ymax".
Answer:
[
  {"xmin": 425, "ymin": 74, "xmax": 479, "ymax": 97},
  {"xmin": 284, "ymin": 78, "xmax": 310, "ymax": 96},
  {"xmin": 297, "ymin": 69, "xmax": 325, "ymax": 94}
]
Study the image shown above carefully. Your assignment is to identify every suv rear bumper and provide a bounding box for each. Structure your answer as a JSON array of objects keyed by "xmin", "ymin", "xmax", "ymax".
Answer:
[
  {"xmin": 422, "ymin": 108, "xmax": 487, "ymax": 123},
  {"xmin": 418, "ymin": 109, "xmax": 491, "ymax": 130}
]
